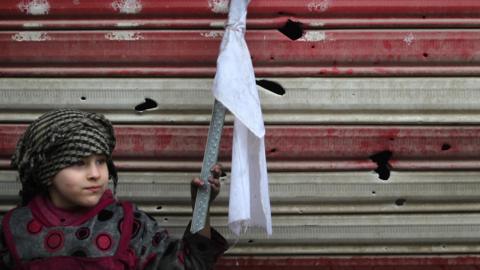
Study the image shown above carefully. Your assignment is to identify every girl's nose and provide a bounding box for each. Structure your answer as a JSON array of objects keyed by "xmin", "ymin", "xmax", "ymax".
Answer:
[{"xmin": 87, "ymin": 163, "xmax": 100, "ymax": 180}]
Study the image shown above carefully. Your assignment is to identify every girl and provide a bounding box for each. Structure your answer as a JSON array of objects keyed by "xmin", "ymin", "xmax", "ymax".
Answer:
[{"xmin": 0, "ymin": 109, "xmax": 227, "ymax": 269}]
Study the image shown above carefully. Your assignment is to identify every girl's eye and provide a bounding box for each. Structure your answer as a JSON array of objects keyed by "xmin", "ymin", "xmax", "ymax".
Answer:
[{"xmin": 96, "ymin": 159, "xmax": 106, "ymax": 165}]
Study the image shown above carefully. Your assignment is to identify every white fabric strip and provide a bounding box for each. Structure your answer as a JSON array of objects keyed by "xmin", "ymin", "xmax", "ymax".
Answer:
[{"xmin": 212, "ymin": 0, "xmax": 272, "ymax": 236}]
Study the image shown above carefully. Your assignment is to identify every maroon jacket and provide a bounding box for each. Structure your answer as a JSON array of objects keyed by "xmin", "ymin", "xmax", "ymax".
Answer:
[{"xmin": 0, "ymin": 190, "xmax": 227, "ymax": 269}]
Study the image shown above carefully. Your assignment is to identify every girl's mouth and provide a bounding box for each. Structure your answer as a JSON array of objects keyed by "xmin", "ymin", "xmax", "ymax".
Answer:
[{"xmin": 85, "ymin": 186, "xmax": 102, "ymax": 192}]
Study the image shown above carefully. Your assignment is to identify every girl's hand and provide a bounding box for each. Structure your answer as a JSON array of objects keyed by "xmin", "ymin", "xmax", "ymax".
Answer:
[{"xmin": 191, "ymin": 164, "xmax": 225, "ymax": 207}]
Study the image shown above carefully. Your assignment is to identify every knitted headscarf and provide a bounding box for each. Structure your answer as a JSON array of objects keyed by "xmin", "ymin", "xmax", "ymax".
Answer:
[{"xmin": 11, "ymin": 109, "xmax": 118, "ymax": 205}]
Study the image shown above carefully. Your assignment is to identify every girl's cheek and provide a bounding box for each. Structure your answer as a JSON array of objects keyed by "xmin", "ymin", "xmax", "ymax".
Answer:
[{"xmin": 64, "ymin": 183, "xmax": 77, "ymax": 189}]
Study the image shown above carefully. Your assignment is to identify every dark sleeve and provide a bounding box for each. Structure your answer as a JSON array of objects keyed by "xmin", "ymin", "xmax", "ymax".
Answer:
[
  {"xmin": 129, "ymin": 209, "xmax": 228, "ymax": 270},
  {"xmin": 0, "ymin": 222, "xmax": 13, "ymax": 269}
]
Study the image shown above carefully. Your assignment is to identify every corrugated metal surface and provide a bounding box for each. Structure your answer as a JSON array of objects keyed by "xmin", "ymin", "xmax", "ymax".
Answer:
[
  {"xmin": 2, "ymin": 170, "xmax": 480, "ymax": 255},
  {"xmin": 215, "ymin": 256, "xmax": 480, "ymax": 270},
  {"xmin": 1, "ymin": 77, "xmax": 480, "ymax": 124},
  {"xmin": 1, "ymin": 0, "xmax": 480, "ymax": 268},
  {"xmin": 2, "ymin": 124, "xmax": 480, "ymax": 171},
  {"xmin": 4, "ymin": 170, "xmax": 480, "ymax": 214},
  {"xmin": 2, "ymin": 30, "xmax": 480, "ymax": 77},
  {"xmin": 1, "ymin": 0, "xmax": 480, "ymax": 29}
]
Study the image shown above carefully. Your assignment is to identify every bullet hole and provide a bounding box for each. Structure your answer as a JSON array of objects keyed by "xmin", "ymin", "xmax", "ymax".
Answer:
[
  {"xmin": 135, "ymin": 98, "xmax": 158, "ymax": 112},
  {"xmin": 371, "ymin": 190, "xmax": 376, "ymax": 195},
  {"xmin": 80, "ymin": 96, "xmax": 87, "ymax": 101},
  {"xmin": 270, "ymin": 56, "xmax": 275, "ymax": 60},
  {"xmin": 163, "ymin": 217, "xmax": 168, "ymax": 221},
  {"xmin": 423, "ymin": 52, "xmax": 429, "ymax": 58},
  {"xmin": 441, "ymin": 143, "xmax": 451, "ymax": 151},
  {"xmin": 389, "ymin": 137, "xmax": 395, "ymax": 141},
  {"xmin": 256, "ymin": 79, "xmax": 286, "ymax": 96},
  {"xmin": 247, "ymin": 239, "xmax": 254, "ymax": 243},
  {"xmin": 311, "ymin": 45, "xmax": 316, "ymax": 49},
  {"xmin": 278, "ymin": 19, "xmax": 304, "ymax": 41},
  {"xmin": 369, "ymin": 150, "xmax": 392, "ymax": 180},
  {"xmin": 156, "ymin": 206, "xmax": 162, "ymax": 210},
  {"xmin": 395, "ymin": 198, "xmax": 406, "ymax": 206},
  {"xmin": 269, "ymin": 148, "xmax": 277, "ymax": 153},
  {"xmin": 422, "ymin": 15, "xmax": 427, "ymax": 19}
]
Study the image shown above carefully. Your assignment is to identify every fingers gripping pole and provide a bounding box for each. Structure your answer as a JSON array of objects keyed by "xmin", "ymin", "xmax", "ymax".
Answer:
[{"xmin": 191, "ymin": 99, "xmax": 227, "ymax": 233}]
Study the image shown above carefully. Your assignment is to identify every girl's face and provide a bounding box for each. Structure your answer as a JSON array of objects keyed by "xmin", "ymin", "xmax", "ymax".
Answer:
[{"xmin": 48, "ymin": 154, "xmax": 109, "ymax": 209}]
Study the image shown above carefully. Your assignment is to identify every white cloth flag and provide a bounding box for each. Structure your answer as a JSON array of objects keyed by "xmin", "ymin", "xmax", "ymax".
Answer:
[{"xmin": 212, "ymin": 0, "xmax": 272, "ymax": 236}]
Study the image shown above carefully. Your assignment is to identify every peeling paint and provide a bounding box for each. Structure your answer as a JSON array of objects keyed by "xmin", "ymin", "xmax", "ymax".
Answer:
[
  {"xmin": 307, "ymin": 0, "xmax": 330, "ymax": 12},
  {"xmin": 72, "ymin": 0, "xmax": 80, "ymax": 5},
  {"xmin": 111, "ymin": 0, "xmax": 142, "ymax": 14},
  {"xmin": 200, "ymin": 31, "xmax": 224, "ymax": 39},
  {"xmin": 403, "ymin": 32, "xmax": 415, "ymax": 46},
  {"xmin": 116, "ymin": 22, "xmax": 140, "ymax": 28},
  {"xmin": 105, "ymin": 31, "xmax": 144, "ymax": 41},
  {"xmin": 17, "ymin": 0, "xmax": 50, "ymax": 15},
  {"xmin": 299, "ymin": 31, "xmax": 327, "ymax": 42},
  {"xmin": 208, "ymin": 0, "xmax": 229, "ymax": 14},
  {"xmin": 23, "ymin": 22, "xmax": 43, "ymax": 28},
  {"xmin": 12, "ymin": 31, "xmax": 50, "ymax": 42}
]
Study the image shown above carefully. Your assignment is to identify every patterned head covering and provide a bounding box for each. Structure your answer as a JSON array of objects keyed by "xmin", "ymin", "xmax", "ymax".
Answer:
[{"xmin": 11, "ymin": 109, "xmax": 118, "ymax": 205}]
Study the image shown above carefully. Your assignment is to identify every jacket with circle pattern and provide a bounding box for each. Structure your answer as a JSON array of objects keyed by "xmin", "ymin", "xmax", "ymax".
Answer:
[{"xmin": 0, "ymin": 190, "xmax": 227, "ymax": 270}]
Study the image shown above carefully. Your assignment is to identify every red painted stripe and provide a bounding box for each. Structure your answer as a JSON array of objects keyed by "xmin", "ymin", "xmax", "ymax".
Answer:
[
  {"xmin": 1, "ymin": 30, "xmax": 480, "ymax": 77},
  {"xmin": 3, "ymin": 0, "xmax": 480, "ymax": 18},
  {"xmin": 216, "ymin": 256, "xmax": 480, "ymax": 269},
  {"xmin": 1, "ymin": 0, "xmax": 480, "ymax": 29},
  {"xmin": 2, "ymin": 18, "xmax": 480, "ymax": 30},
  {"xmin": 1, "ymin": 124, "xmax": 479, "ymax": 171}
]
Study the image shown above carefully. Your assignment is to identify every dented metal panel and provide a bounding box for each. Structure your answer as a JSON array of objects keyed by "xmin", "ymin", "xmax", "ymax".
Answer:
[
  {"xmin": 1, "ymin": 0, "xmax": 480, "ymax": 266},
  {"xmin": 1, "ymin": 30, "xmax": 480, "ymax": 76},
  {"xmin": 1, "ymin": 77, "xmax": 480, "ymax": 124},
  {"xmin": 3, "ymin": 170, "xmax": 480, "ymax": 215},
  {"xmin": 1, "ymin": 0, "xmax": 480, "ymax": 29},
  {"xmin": 32, "ymin": 213, "xmax": 480, "ymax": 255},
  {"xmin": 2, "ymin": 124, "xmax": 480, "ymax": 171},
  {"xmin": 1, "ymin": 170, "xmax": 480, "ymax": 255},
  {"xmin": 215, "ymin": 256, "xmax": 480, "ymax": 269}
]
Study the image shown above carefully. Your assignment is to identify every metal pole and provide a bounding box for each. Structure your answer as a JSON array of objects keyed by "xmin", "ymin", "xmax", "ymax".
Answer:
[{"xmin": 191, "ymin": 99, "xmax": 227, "ymax": 233}]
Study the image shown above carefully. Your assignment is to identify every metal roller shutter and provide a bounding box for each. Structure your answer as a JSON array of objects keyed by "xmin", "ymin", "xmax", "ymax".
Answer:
[{"xmin": 1, "ymin": 0, "xmax": 480, "ymax": 268}]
